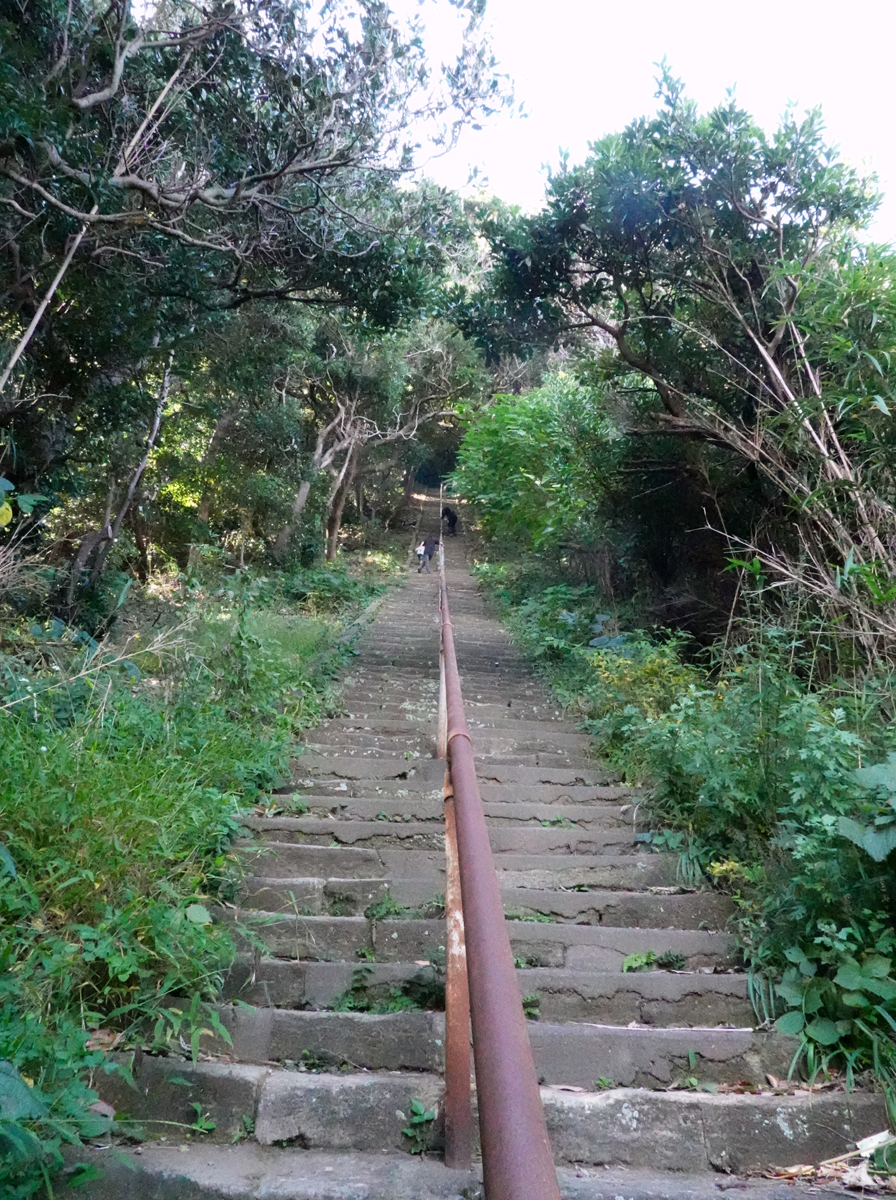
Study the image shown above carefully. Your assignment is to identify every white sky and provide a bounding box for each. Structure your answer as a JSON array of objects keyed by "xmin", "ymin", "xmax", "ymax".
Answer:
[{"xmin": 396, "ymin": 0, "xmax": 896, "ymax": 243}]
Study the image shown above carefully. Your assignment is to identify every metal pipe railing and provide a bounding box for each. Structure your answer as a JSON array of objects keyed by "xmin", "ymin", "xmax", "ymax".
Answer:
[{"xmin": 437, "ymin": 541, "xmax": 561, "ymax": 1200}]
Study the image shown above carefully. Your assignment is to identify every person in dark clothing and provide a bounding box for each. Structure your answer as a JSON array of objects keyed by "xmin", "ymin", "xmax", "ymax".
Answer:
[
  {"xmin": 441, "ymin": 505, "xmax": 458, "ymax": 536},
  {"xmin": 418, "ymin": 534, "xmax": 439, "ymax": 573}
]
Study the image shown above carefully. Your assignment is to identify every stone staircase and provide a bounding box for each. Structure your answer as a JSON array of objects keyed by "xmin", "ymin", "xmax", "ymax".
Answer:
[{"xmin": 89, "ymin": 498, "xmax": 886, "ymax": 1198}]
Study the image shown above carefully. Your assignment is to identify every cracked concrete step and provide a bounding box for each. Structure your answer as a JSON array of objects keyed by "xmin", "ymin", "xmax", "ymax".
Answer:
[
  {"xmin": 236, "ymin": 840, "xmax": 677, "ymax": 891},
  {"xmin": 340, "ymin": 688, "xmax": 549, "ymax": 708},
  {"xmin": 284, "ymin": 777, "xmax": 635, "ymax": 803},
  {"xmin": 241, "ymin": 816, "xmax": 446, "ymax": 850},
  {"xmin": 291, "ymin": 754, "xmax": 447, "ymax": 784},
  {"xmin": 304, "ymin": 746, "xmax": 596, "ymax": 768},
  {"xmin": 340, "ymin": 700, "xmax": 564, "ymax": 722},
  {"xmin": 231, "ymin": 915, "xmax": 737, "ymax": 969},
  {"xmin": 221, "ymin": 961, "xmax": 753, "ymax": 1028},
  {"xmin": 501, "ymin": 886, "xmax": 733, "ymax": 930},
  {"xmin": 206, "ymin": 1003, "xmax": 791, "ymax": 1086},
  {"xmin": 238, "ymin": 871, "xmax": 703, "ymax": 917},
  {"xmin": 240, "ymin": 816, "xmax": 645, "ymax": 855},
  {"xmin": 70, "ymin": 1146, "xmax": 877, "ymax": 1200},
  {"xmin": 316, "ymin": 715, "xmax": 592, "ymax": 742},
  {"xmin": 222, "ymin": 958, "xmax": 442, "ymax": 1009},
  {"xmin": 514, "ymin": 968, "xmax": 753, "ymax": 1027},
  {"xmin": 288, "ymin": 794, "xmax": 641, "ymax": 828},
  {"xmin": 95, "ymin": 1056, "xmax": 887, "ymax": 1171}
]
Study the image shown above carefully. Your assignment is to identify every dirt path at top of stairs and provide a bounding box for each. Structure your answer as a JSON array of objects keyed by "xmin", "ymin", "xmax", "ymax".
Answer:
[{"xmin": 90, "ymin": 493, "xmax": 886, "ymax": 1200}]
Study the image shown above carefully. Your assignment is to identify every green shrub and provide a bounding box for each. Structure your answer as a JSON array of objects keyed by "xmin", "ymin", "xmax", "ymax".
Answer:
[
  {"xmin": 0, "ymin": 561, "xmax": 387, "ymax": 1195},
  {"xmin": 475, "ymin": 562, "xmax": 896, "ymax": 1099}
]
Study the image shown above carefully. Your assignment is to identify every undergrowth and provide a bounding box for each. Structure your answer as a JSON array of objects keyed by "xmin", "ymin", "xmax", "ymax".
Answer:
[
  {"xmin": 0, "ymin": 558, "xmax": 395, "ymax": 1196},
  {"xmin": 475, "ymin": 559, "xmax": 896, "ymax": 1113}
]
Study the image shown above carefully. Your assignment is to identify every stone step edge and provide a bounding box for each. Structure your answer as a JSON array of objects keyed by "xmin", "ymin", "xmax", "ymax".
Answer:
[
  {"xmin": 69, "ymin": 1143, "xmax": 860, "ymax": 1200},
  {"xmin": 95, "ymin": 1058, "xmax": 886, "ymax": 1173}
]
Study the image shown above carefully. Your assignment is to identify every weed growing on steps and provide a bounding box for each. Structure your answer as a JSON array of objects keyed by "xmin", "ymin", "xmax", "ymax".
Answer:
[
  {"xmin": 364, "ymin": 893, "xmax": 446, "ymax": 920},
  {"xmin": 0, "ymin": 561, "xmax": 391, "ymax": 1196},
  {"xmin": 330, "ymin": 961, "xmax": 446, "ymax": 1014},
  {"xmin": 400, "ymin": 1098, "xmax": 436, "ymax": 1155},
  {"xmin": 622, "ymin": 950, "xmax": 688, "ymax": 973},
  {"xmin": 473, "ymin": 561, "xmax": 896, "ymax": 1106}
]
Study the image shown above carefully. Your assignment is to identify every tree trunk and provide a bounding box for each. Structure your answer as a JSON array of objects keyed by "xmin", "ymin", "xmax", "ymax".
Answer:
[
  {"xmin": 326, "ymin": 447, "xmax": 359, "ymax": 562},
  {"xmin": 88, "ymin": 357, "xmax": 171, "ymax": 586},
  {"xmin": 272, "ymin": 478, "xmax": 313, "ymax": 558},
  {"xmin": 196, "ymin": 407, "xmax": 239, "ymax": 525}
]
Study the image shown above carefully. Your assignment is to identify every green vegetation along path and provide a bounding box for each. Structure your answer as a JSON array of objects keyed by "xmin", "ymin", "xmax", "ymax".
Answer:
[{"xmin": 85, "ymin": 495, "xmax": 886, "ymax": 1198}]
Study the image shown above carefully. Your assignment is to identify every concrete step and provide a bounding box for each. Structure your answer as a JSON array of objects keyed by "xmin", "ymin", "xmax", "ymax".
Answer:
[
  {"xmin": 241, "ymin": 876, "xmax": 390, "ymax": 916},
  {"xmin": 303, "ymin": 746, "xmax": 597, "ymax": 769},
  {"xmin": 70, "ymin": 1145, "xmax": 877, "ymax": 1200},
  {"xmin": 232, "ymin": 915, "xmax": 738, "ymax": 969},
  {"xmin": 241, "ymin": 815, "xmax": 640, "ymax": 854},
  {"xmin": 241, "ymin": 816, "xmax": 446, "ymax": 851},
  {"xmin": 308, "ymin": 727, "xmax": 593, "ymax": 754},
  {"xmin": 292, "ymin": 754, "xmax": 446, "ymax": 785},
  {"xmin": 515, "ymin": 968, "xmax": 753, "ymax": 1027},
  {"xmin": 206, "ymin": 1003, "xmax": 790, "ymax": 1086},
  {"xmin": 222, "ymin": 962, "xmax": 752, "ymax": 1028},
  {"xmin": 289, "ymin": 794, "xmax": 640, "ymax": 829},
  {"xmin": 236, "ymin": 841, "xmax": 677, "ymax": 891},
  {"xmin": 501, "ymin": 887, "xmax": 733, "ymax": 930},
  {"xmin": 96, "ymin": 1056, "xmax": 887, "ymax": 1171}
]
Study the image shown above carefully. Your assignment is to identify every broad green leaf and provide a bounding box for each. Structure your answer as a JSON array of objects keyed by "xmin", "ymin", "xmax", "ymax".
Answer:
[
  {"xmin": 0, "ymin": 1063, "xmax": 47, "ymax": 1120},
  {"xmin": 0, "ymin": 477, "xmax": 13, "ymax": 492},
  {"xmin": 185, "ymin": 903, "xmax": 211, "ymax": 925},
  {"xmin": 833, "ymin": 963, "xmax": 866, "ymax": 991},
  {"xmin": 776, "ymin": 980, "xmax": 805, "ymax": 1006},
  {"xmin": 804, "ymin": 1018, "xmax": 841, "ymax": 1046},
  {"xmin": 14, "ymin": 493, "xmax": 46, "ymax": 515},
  {"xmin": 854, "ymin": 753, "xmax": 896, "ymax": 794},
  {"xmin": 775, "ymin": 1010, "xmax": 805, "ymax": 1035},
  {"xmin": 840, "ymin": 991, "xmax": 870, "ymax": 1007}
]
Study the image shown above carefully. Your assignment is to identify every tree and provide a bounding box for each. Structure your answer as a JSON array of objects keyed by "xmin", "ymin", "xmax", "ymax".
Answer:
[
  {"xmin": 458, "ymin": 73, "xmax": 896, "ymax": 648},
  {"xmin": 271, "ymin": 314, "xmax": 488, "ymax": 556}
]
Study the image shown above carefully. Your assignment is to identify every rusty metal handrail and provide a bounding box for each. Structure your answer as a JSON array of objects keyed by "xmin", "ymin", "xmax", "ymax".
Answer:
[{"xmin": 437, "ymin": 543, "xmax": 561, "ymax": 1200}]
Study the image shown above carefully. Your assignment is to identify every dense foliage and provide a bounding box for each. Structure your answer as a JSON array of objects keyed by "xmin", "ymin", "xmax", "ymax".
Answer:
[
  {"xmin": 473, "ymin": 563, "xmax": 896, "ymax": 1105},
  {"xmin": 456, "ymin": 71, "xmax": 896, "ymax": 654},
  {"xmin": 0, "ymin": 0, "xmax": 498, "ymax": 602},
  {"xmin": 454, "ymin": 76, "xmax": 896, "ymax": 1109},
  {"xmin": 0, "ymin": 554, "xmax": 397, "ymax": 1195}
]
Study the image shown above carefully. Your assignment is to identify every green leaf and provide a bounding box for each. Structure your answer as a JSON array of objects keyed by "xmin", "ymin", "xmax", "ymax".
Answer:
[
  {"xmin": 14, "ymin": 493, "xmax": 47, "ymax": 515},
  {"xmin": 840, "ymin": 991, "xmax": 870, "ymax": 1007},
  {"xmin": 804, "ymin": 1018, "xmax": 841, "ymax": 1046},
  {"xmin": 775, "ymin": 1010, "xmax": 805, "ymax": 1035},
  {"xmin": 838, "ymin": 816, "xmax": 896, "ymax": 861},
  {"xmin": 854, "ymin": 753, "xmax": 896, "ymax": 794},
  {"xmin": 833, "ymin": 962, "xmax": 866, "ymax": 991},
  {"xmin": 185, "ymin": 903, "xmax": 211, "ymax": 925},
  {"xmin": 68, "ymin": 1162, "xmax": 105, "ymax": 1187},
  {"xmin": 0, "ymin": 844, "xmax": 16, "ymax": 879},
  {"xmin": 775, "ymin": 980, "xmax": 805, "ymax": 1006},
  {"xmin": 0, "ymin": 1063, "xmax": 47, "ymax": 1120},
  {"xmin": 0, "ymin": 477, "xmax": 14, "ymax": 492}
]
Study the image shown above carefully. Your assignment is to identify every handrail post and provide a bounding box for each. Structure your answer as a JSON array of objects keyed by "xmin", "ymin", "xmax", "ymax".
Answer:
[{"xmin": 439, "ymin": 563, "xmax": 561, "ymax": 1200}]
